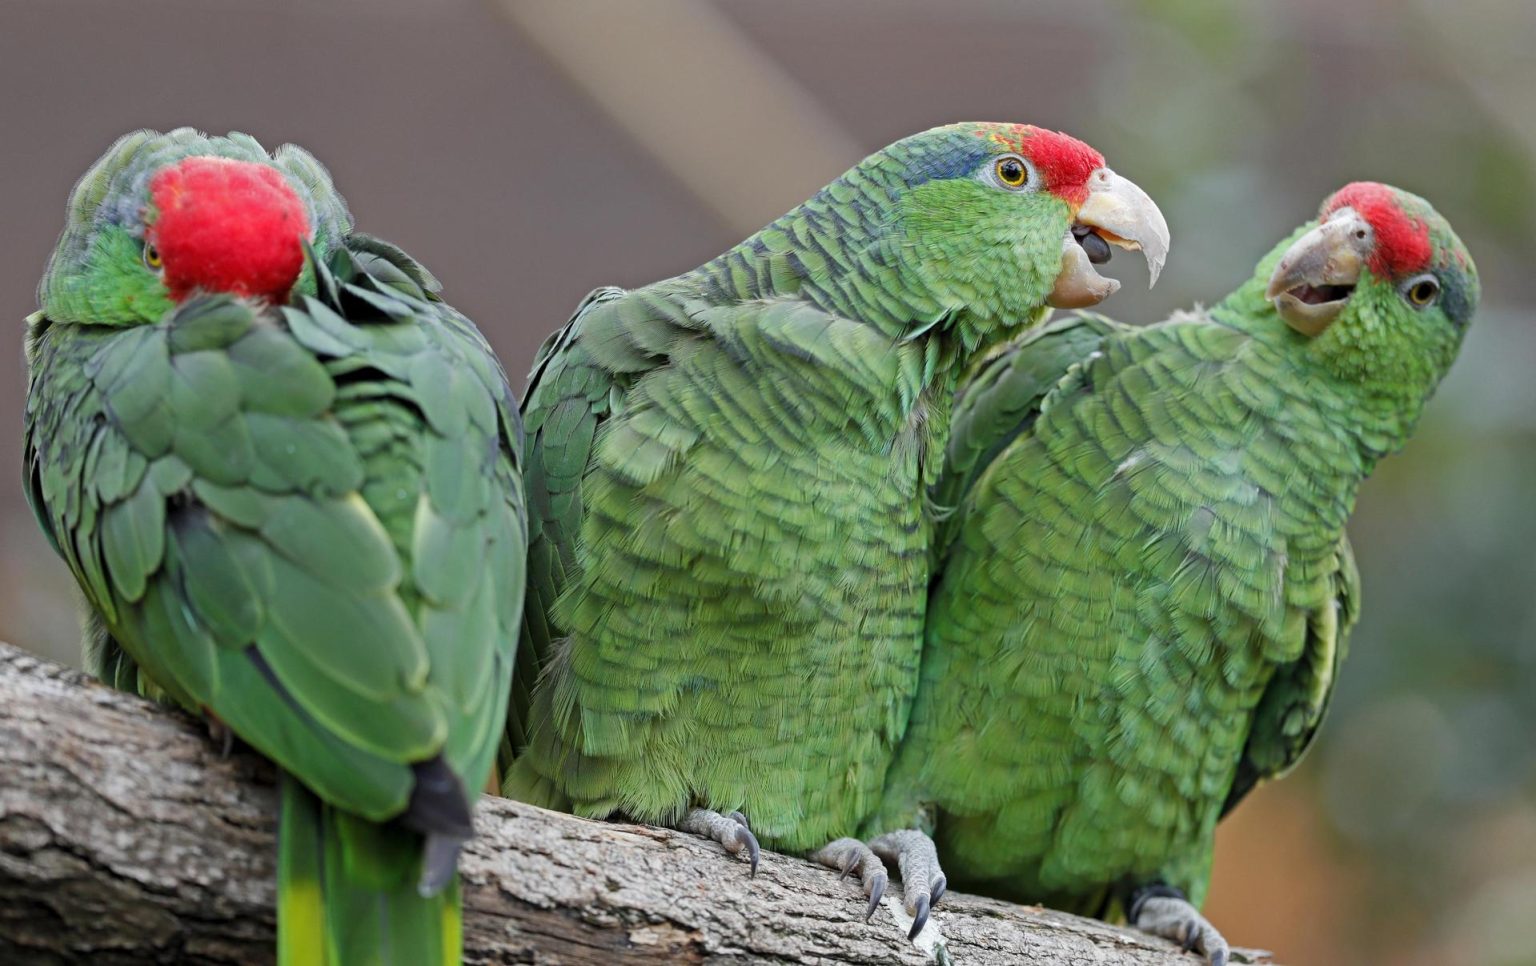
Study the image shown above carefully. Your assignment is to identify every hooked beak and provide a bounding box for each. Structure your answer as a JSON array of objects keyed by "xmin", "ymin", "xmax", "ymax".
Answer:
[
  {"xmin": 1266, "ymin": 207, "xmax": 1372, "ymax": 336},
  {"xmin": 1047, "ymin": 168, "xmax": 1170, "ymax": 309}
]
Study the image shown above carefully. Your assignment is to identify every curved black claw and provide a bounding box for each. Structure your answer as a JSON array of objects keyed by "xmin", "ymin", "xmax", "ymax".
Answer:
[
  {"xmin": 908, "ymin": 891, "xmax": 930, "ymax": 940},
  {"xmin": 726, "ymin": 810, "xmax": 759, "ymax": 876},
  {"xmin": 864, "ymin": 867, "xmax": 888, "ymax": 920},
  {"xmin": 812, "ymin": 838, "xmax": 889, "ymax": 920},
  {"xmin": 930, "ymin": 874, "xmax": 947, "ymax": 906},
  {"xmin": 740, "ymin": 825, "xmax": 761, "ymax": 877}
]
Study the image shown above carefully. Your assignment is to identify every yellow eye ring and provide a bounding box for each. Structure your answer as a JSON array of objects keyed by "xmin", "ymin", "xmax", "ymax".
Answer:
[
  {"xmin": 995, "ymin": 156, "xmax": 1029, "ymax": 188},
  {"xmin": 1407, "ymin": 278, "xmax": 1439, "ymax": 307},
  {"xmin": 143, "ymin": 243, "xmax": 163, "ymax": 270}
]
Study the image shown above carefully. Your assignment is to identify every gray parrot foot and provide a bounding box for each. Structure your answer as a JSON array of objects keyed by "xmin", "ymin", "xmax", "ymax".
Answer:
[
  {"xmin": 811, "ymin": 837, "xmax": 888, "ymax": 921},
  {"xmin": 678, "ymin": 808, "xmax": 760, "ymax": 876},
  {"xmin": 1131, "ymin": 887, "xmax": 1230, "ymax": 966},
  {"xmin": 868, "ymin": 828, "xmax": 947, "ymax": 940},
  {"xmin": 814, "ymin": 829, "xmax": 946, "ymax": 940}
]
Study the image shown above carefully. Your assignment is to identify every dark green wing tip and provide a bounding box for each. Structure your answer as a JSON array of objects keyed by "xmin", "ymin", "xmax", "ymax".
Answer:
[
  {"xmin": 301, "ymin": 236, "xmax": 433, "ymax": 323},
  {"xmin": 402, "ymin": 758, "xmax": 474, "ymax": 838},
  {"xmin": 346, "ymin": 233, "xmax": 443, "ymax": 297},
  {"xmin": 301, "ymin": 239, "xmax": 341, "ymax": 306},
  {"xmin": 401, "ymin": 757, "xmax": 473, "ymax": 896}
]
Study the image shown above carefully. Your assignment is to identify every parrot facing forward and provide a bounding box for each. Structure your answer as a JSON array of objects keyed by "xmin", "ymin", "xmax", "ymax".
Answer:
[
  {"xmin": 501, "ymin": 121, "xmax": 1168, "ymax": 932},
  {"xmin": 23, "ymin": 130, "xmax": 527, "ymax": 965},
  {"xmin": 872, "ymin": 183, "xmax": 1478, "ymax": 962}
]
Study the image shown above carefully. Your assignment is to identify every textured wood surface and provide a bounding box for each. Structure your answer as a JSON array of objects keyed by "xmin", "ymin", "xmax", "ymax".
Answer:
[{"xmin": 0, "ymin": 642, "xmax": 1274, "ymax": 964}]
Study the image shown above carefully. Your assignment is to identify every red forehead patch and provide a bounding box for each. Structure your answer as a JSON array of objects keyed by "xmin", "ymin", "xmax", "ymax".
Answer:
[
  {"xmin": 1323, "ymin": 182, "xmax": 1432, "ymax": 278},
  {"xmin": 975, "ymin": 124, "xmax": 1104, "ymax": 205},
  {"xmin": 146, "ymin": 156, "xmax": 310, "ymax": 303}
]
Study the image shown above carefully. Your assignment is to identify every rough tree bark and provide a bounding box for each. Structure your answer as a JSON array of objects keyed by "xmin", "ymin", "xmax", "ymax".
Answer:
[{"xmin": 0, "ymin": 642, "xmax": 1274, "ymax": 965}]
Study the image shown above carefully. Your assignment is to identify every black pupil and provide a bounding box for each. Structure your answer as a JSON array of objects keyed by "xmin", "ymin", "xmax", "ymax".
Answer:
[
  {"xmin": 1001, "ymin": 160, "xmax": 1024, "ymax": 184},
  {"xmin": 1415, "ymin": 282, "xmax": 1436, "ymax": 302}
]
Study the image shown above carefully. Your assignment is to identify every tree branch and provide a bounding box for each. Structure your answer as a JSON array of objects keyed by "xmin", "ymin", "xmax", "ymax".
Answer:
[{"xmin": 0, "ymin": 642, "xmax": 1272, "ymax": 964}]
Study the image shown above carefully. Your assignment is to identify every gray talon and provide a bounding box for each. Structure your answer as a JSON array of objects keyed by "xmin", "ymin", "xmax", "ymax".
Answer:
[
  {"xmin": 838, "ymin": 851, "xmax": 857, "ymax": 882},
  {"xmin": 814, "ymin": 831, "xmax": 945, "ymax": 938},
  {"xmin": 1133, "ymin": 893, "xmax": 1231, "ymax": 966},
  {"xmin": 741, "ymin": 826, "xmax": 760, "ymax": 876},
  {"xmin": 679, "ymin": 808, "xmax": 761, "ymax": 876},
  {"xmin": 865, "ymin": 869, "xmax": 887, "ymax": 920},
  {"xmin": 908, "ymin": 891, "xmax": 929, "ymax": 940},
  {"xmin": 868, "ymin": 828, "xmax": 948, "ymax": 940},
  {"xmin": 813, "ymin": 838, "xmax": 888, "ymax": 920}
]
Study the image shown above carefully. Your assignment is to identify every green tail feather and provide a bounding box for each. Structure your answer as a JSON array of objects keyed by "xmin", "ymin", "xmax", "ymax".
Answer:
[
  {"xmin": 278, "ymin": 778, "xmax": 462, "ymax": 966},
  {"xmin": 278, "ymin": 778, "xmax": 328, "ymax": 966}
]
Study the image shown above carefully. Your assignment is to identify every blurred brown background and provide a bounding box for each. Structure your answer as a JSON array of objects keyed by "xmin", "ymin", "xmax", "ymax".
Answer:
[{"xmin": 2, "ymin": 1, "xmax": 1533, "ymax": 963}]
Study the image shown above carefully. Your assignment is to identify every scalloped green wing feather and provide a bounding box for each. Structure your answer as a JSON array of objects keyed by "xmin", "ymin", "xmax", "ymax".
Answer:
[
  {"xmin": 881, "ymin": 301, "xmax": 1373, "ymax": 912},
  {"xmin": 933, "ymin": 312, "xmax": 1120, "ymax": 556},
  {"xmin": 24, "ymin": 238, "xmax": 525, "ymax": 964},
  {"xmin": 501, "ymin": 279, "xmax": 947, "ymax": 851},
  {"xmin": 1222, "ymin": 533, "xmax": 1358, "ymax": 816}
]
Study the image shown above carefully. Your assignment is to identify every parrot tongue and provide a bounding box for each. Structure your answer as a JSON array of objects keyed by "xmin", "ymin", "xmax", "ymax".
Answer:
[{"xmin": 1072, "ymin": 225, "xmax": 1115, "ymax": 265}]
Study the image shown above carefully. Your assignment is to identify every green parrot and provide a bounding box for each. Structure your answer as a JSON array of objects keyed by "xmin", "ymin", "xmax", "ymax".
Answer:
[
  {"xmin": 23, "ymin": 129, "xmax": 527, "ymax": 965},
  {"xmin": 872, "ymin": 183, "xmax": 1479, "ymax": 962},
  {"xmin": 500, "ymin": 121, "xmax": 1168, "ymax": 932}
]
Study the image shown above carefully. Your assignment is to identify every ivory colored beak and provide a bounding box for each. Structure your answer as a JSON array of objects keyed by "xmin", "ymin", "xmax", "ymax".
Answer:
[
  {"xmin": 1266, "ymin": 206, "xmax": 1372, "ymax": 336},
  {"xmin": 1048, "ymin": 238, "xmax": 1120, "ymax": 309},
  {"xmin": 1048, "ymin": 169, "xmax": 1171, "ymax": 309}
]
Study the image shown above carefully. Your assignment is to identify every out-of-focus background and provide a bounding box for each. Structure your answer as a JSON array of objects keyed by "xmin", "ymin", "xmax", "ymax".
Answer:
[{"xmin": 1, "ymin": 1, "xmax": 1531, "ymax": 962}]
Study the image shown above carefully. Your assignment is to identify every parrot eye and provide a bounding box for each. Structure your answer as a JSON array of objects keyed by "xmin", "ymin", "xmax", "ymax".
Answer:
[
  {"xmin": 143, "ymin": 243, "xmax": 163, "ymax": 271},
  {"xmin": 1402, "ymin": 274, "xmax": 1440, "ymax": 309},
  {"xmin": 988, "ymin": 154, "xmax": 1036, "ymax": 192}
]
